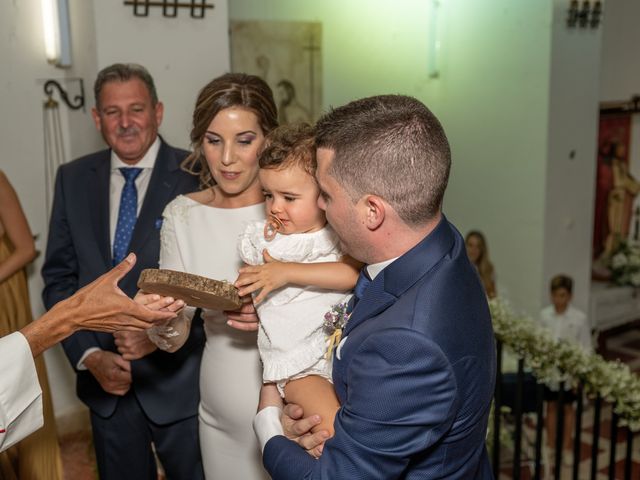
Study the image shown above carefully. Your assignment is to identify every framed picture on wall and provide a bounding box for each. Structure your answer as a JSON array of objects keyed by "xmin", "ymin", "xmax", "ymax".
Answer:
[{"xmin": 230, "ymin": 20, "xmax": 322, "ymax": 125}]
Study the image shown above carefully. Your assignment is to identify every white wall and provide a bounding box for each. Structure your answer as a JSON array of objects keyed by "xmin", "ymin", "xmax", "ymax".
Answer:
[
  {"xmin": 600, "ymin": 0, "xmax": 640, "ymax": 103},
  {"xmin": 65, "ymin": 0, "xmax": 104, "ymax": 162},
  {"xmin": 1, "ymin": 0, "xmax": 230, "ymax": 421},
  {"xmin": 541, "ymin": 0, "xmax": 602, "ymax": 314},
  {"xmin": 432, "ymin": 2, "xmax": 553, "ymax": 315},
  {"xmin": 229, "ymin": 0, "xmax": 554, "ymax": 314},
  {"xmin": 0, "ymin": 0, "xmax": 85, "ymax": 420},
  {"xmin": 92, "ymin": 0, "xmax": 231, "ymax": 149}
]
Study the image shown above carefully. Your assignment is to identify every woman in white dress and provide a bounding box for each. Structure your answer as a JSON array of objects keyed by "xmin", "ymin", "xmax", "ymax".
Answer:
[{"xmin": 147, "ymin": 73, "xmax": 277, "ymax": 479}]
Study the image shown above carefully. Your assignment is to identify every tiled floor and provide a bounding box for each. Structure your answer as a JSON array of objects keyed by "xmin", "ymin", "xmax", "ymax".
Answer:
[
  {"xmin": 59, "ymin": 430, "xmax": 165, "ymax": 480},
  {"xmin": 498, "ymin": 404, "xmax": 640, "ymax": 479},
  {"xmin": 59, "ymin": 430, "xmax": 96, "ymax": 480}
]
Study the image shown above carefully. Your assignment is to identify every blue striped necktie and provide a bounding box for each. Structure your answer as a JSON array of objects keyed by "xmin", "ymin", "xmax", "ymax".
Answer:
[{"xmin": 113, "ymin": 167, "xmax": 142, "ymax": 265}]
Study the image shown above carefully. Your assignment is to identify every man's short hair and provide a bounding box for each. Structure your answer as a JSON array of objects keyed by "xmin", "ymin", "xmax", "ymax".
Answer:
[
  {"xmin": 259, "ymin": 123, "xmax": 316, "ymax": 177},
  {"xmin": 550, "ymin": 274, "xmax": 573, "ymax": 294},
  {"xmin": 315, "ymin": 95, "xmax": 451, "ymax": 226},
  {"xmin": 94, "ymin": 63, "xmax": 158, "ymax": 108}
]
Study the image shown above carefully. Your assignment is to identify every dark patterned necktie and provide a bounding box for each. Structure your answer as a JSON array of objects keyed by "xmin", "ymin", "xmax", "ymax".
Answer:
[
  {"xmin": 350, "ymin": 267, "xmax": 372, "ymax": 311},
  {"xmin": 113, "ymin": 167, "xmax": 142, "ymax": 265}
]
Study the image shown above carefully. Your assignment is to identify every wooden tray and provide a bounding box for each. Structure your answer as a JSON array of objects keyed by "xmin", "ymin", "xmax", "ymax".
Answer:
[{"xmin": 137, "ymin": 269, "xmax": 242, "ymax": 311}]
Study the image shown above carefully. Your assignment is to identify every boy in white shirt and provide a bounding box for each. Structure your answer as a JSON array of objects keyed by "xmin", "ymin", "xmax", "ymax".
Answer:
[
  {"xmin": 540, "ymin": 274, "xmax": 591, "ymax": 464},
  {"xmin": 540, "ymin": 275, "xmax": 591, "ymax": 352}
]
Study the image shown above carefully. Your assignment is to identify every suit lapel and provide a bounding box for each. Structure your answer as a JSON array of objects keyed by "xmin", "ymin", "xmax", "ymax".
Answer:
[
  {"xmin": 128, "ymin": 140, "xmax": 181, "ymax": 255},
  {"xmin": 345, "ymin": 287, "xmax": 396, "ymax": 335},
  {"xmin": 344, "ymin": 216, "xmax": 457, "ymax": 335},
  {"xmin": 89, "ymin": 152, "xmax": 112, "ymax": 268}
]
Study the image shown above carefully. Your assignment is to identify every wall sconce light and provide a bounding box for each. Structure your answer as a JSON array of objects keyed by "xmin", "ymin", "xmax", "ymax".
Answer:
[
  {"xmin": 123, "ymin": 0, "xmax": 215, "ymax": 19},
  {"xmin": 44, "ymin": 78, "xmax": 85, "ymax": 111},
  {"xmin": 578, "ymin": 1, "xmax": 591, "ymax": 27},
  {"xmin": 567, "ymin": 0, "xmax": 602, "ymax": 29},
  {"xmin": 41, "ymin": 0, "xmax": 72, "ymax": 67},
  {"xmin": 42, "ymin": 77, "xmax": 84, "ymax": 213},
  {"xmin": 567, "ymin": 0, "xmax": 579, "ymax": 27},
  {"xmin": 590, "ymin": 1, "xmax": 602, "ymax": 28},
  {"xmin": 427, "ymin": 0, "xmax": 441, "ymax": 79}
]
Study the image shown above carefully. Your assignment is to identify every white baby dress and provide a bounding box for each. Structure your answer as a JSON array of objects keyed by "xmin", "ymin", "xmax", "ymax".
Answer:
[{"xmin": 238, "ymin": 221, "xmax": 350, "ymax": 390}]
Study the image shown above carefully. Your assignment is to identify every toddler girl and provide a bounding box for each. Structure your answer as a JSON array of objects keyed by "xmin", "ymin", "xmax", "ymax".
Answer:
[{"xmin": 236, "ymin": 123, "xmax": 358, "ymax": 435}]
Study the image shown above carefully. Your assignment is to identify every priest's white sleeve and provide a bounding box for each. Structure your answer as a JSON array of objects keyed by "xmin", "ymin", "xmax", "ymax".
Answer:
[{"xmin": 0, "ymin": 332, "xmax": 43, "ymax": 452}]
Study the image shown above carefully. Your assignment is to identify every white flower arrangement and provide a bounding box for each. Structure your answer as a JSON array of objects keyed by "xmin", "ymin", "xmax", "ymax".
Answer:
[
  {"xmin": 490, "ymin": 298, "xmax": 640, "ymax": 431},
  {"xmin": 609, "ymin": 240, "xmax": 640, "ymax": 287}
]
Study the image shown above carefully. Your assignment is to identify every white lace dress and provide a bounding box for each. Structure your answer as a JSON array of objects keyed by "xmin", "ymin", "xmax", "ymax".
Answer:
[
  {"xmin": 238, "ymin": 221, "xmax": 350, "ymax": 393},
  {"xmin": 155, "ymin": 195, "xmax": 268, "ymax": 480}
]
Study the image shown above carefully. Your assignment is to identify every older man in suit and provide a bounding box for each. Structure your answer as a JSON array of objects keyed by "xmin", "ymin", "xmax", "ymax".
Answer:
[
  {"xmin": 42, "ymin": 63, "xmax": 204, "ymax": 480},
  {"xmin": 254, "ymin": 95, "xmax": 496, "ymax": 479}
]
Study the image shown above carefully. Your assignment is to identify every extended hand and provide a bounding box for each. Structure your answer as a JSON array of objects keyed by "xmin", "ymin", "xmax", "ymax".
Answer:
[
  {"xmin": 58, "ymin": 253, "xmax": 177, "ymax": 332},
  {"xmin": 224, "ymin": 295, "xmax": 260, "ymax": 332},
  {"xmin": 113, "ymin": 330, "xmax": 157, "ymax": 360},
  {"xmin": 84, "ymin": 350, "xmax": 132, "ymax": 396},
  {"xmin": 21, "ymin": 254, "xmax": 180, "ymax": 358},
  {"xmin": 235, "ymin": 250, "xmax": 287, "ymax": 304}
]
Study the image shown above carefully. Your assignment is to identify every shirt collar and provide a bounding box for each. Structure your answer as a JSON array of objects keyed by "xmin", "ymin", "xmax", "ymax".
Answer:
[
  {"xmin": 110, "ymin": 136, "xmax": 161, "ymax": 171},
  {"xmin": 552, "ymin": 304, "xmax": 574, "ymax": 317},
  {"xmin": 365, "ymin": 257, "xmax": 399, "ymax": 280}
]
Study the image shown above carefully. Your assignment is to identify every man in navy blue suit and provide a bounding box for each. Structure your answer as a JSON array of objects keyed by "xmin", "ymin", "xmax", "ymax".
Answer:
[
  {"xmin": 42, "ymin": 64, "xmax": 204, "ymax": 479},
  {"xmin": 253, "ymin": 95, "xmax": 496, "ymax": 478}
]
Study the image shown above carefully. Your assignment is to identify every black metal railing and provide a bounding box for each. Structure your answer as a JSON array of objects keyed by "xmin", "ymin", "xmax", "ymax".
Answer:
[{"xmin": 491, "ymin": 339, "xmax": 638, "ymax": 479}]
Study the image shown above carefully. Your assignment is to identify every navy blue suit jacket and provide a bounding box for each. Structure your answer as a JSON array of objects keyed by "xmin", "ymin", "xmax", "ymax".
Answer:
[
  {"xmin": 42, "ymin": 139, "xmax": 204, "ymax": 424},
  {"xmin": 263, "ymin": 217, "xmax": 496, "ymax": 479}
]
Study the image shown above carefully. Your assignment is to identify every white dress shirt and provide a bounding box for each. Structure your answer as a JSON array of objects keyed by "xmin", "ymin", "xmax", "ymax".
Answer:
[
  {"xmin": 253, "ymin": 256, "xmax": 398, "ymax": 452},
  {"xmin": 539, "ymin": 303, "xmax": 592, "ymax": 353},
  {"xmin": 0, "ymin": 332, "xmax": 43, "ymax": 452},
  {"xmin": 77, "ymin": 137, "xmax": 160, "ymax": 370}
]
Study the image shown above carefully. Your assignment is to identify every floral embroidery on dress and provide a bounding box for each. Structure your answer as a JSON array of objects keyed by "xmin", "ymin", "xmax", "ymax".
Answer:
[{"xmin": 170, "ymin": 196, "xmax": 192, "ymax": 224}]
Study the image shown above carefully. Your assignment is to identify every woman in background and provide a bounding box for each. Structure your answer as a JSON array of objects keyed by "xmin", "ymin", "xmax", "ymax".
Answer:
[
  {"xmin": 0, "ymin": 170, "xmax": 63, "ymax": 480},
  {"xmin": 465, "ymin": 230, "xmax": 497, "ymax": 298}
]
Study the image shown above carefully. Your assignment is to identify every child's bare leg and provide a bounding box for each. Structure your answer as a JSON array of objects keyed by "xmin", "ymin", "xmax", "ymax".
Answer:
[{"xmin": 284, "ymin": 375, "xmax": 340, "ymax": 436}]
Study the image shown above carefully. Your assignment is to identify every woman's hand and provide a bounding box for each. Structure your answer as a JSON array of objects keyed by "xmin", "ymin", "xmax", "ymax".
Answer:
[
  {"xmin": 134, "ymin": 290, "xmax": 185, "ymax": 324},
  {"xmin": 224, "ymin": 295, "xmax": 260, "ymax": 331},
  {"xmin": 235, "ymin": 250, "xmax": 289, "ymax": 303},
  {"xmin": 115, "ymin": 291, "xmax": 186, "ymax": 358}
]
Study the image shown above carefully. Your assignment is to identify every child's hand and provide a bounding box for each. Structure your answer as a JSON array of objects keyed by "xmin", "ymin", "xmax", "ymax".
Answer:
[{"xmin": 235, "ymin": 250, "xmax": 289, "ymax": 304}]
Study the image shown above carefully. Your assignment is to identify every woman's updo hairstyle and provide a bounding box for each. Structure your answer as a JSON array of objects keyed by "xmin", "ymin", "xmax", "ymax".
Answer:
[{"xmin": 182, "ymin": 73, "xmax": 278, "ymax": 188}]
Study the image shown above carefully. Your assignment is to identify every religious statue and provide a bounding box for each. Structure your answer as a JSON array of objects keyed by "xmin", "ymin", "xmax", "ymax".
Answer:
[{"xmin": 601, "ymin": 145, "xmax": 640, "ymax": 260}]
